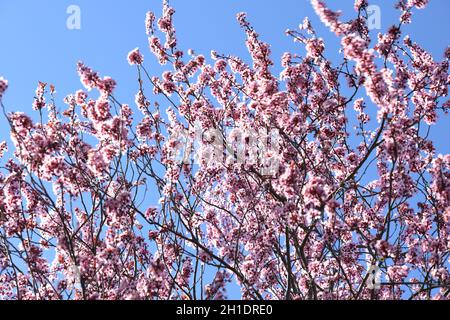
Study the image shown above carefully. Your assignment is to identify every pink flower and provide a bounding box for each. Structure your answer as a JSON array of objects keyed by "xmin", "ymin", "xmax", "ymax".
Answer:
[
  {"xmin": 77, "ymin": 62, "xmax": 100, "ymax": 91},
  {"xmin": 32, "ymin": 81, "xmax": 46, "ymax": 110},
  {"xmin": 77, "ymin": 62, "xmax": 116, "ymax": 96},
  {"xmin": 97, "ymin": 76, "xmax": 117, "ymax": 96},
  {"xmin": 0, "ymin": 141, "xmax": 7, "ymax": 158},
  {"xmin": 311, "ymin": 0, "xmax": 345, "ymax": 35},
  {"xmin": 75, "ymin": 90, "xmax": 88, "ymax": 104},
  {"xmin": 127, "ymin": 48, "xmax": 144, "ymax": 65},
  {"xmin": 145, "ymin": 11, "xmax": 156, "ymax": 35},
  {"xmin": 305, "ymin": 38, "xmax": 325, "ymax": 60},
  {"xmin": 236, "ymin": 12, "xmax": 248, "ymax": 27},
  {"xmin": 408, "ymin": 0, "xmax": 429, "ymax": 9},
  {"xmin": 0, "ymin": 76, "xmax": 8, "ymax": 100},
  {"xmin": 87, "ymin": 148, "xmax": 108, "ymax": 176},
  {"xmin": 0, "ymin": 0, "xmax": 448, "ymax": 301},
  {"xmin": 354, "ymin": 0, "xmax": 368, "ymax": 11}
]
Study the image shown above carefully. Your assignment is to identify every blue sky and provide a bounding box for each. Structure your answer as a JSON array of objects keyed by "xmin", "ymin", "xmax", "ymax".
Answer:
[{"xmin": 0, "ymin": 0, "xmax": 449, "ymax": 299}]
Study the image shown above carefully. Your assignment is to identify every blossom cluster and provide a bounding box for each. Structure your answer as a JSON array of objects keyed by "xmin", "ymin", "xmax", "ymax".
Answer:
[
  {"xmin": 0, "ymin": 77, "xmax": 8, "ymax": 100},
  {"xmin": 0, "ymin": 0, "xmax": 448, "ymax": 300}
]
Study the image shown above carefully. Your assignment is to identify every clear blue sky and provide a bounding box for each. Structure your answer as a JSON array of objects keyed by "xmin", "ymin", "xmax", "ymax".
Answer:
[{"xmin": 0, "ymin": 0, "xmax": 449, "ymax": 299}]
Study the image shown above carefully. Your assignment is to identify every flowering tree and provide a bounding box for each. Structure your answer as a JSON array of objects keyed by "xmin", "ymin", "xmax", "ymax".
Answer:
[{"xmin": 0, "ymin": 0, "xmax": 449, "ymax": 300}]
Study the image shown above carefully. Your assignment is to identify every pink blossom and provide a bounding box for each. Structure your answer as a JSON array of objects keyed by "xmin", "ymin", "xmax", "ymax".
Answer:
[
  {"xmin": 0, "ymin": 76, "xmax": 8, "ymax": 100},
  {"xmin": 127, "ymin": 47, "xmax": 144, "ymax": 65},
  {"xmin": 311, "ymin": 0, "xmax": 345, "ymax": 35},
  {"xmin": 0, "ymin": 0, "xmax": 447, "ymax": 301},
  {"xmin": 408, "ymin": 0, "xmax": 429, "ymax": 9},
  {"xmin": 0, "ymin": 141, "xmax": 7, "ymax": 158}
]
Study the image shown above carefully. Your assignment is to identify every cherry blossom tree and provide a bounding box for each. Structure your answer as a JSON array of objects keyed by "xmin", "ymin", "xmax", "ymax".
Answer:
[{"xmin": 0, "ymin": 0, "xmax": 448, "ymax": 300}]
